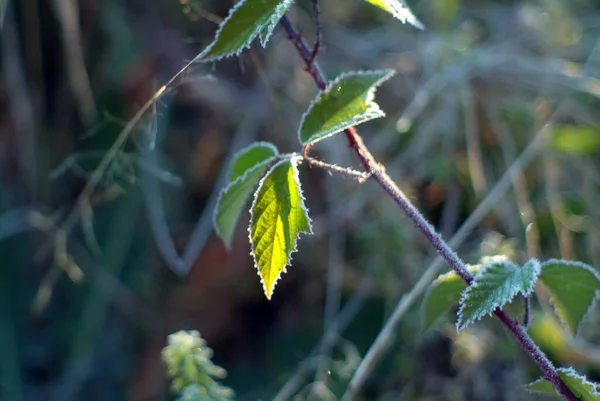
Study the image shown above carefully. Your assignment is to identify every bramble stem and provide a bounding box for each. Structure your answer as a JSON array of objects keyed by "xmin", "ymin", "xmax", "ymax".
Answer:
[{"xmin": 278, "ymin": 13, "xmax": 578, "ymax": 401}]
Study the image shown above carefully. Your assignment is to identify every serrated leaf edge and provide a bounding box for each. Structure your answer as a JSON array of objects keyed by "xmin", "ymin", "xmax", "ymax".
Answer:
[
  {"xmin": 199, "ymin": 0, "xmax": 294, "ymax": 62},
  {"xmin": 559, "ymin": 367, "xmax": 600, "ymax": 396},
  {"xmin": 364, "ymin": 0, "xmax": 425, "ymax": 29},
  {"xmin": 456, "ymin": 259, "xmax": 541, "ymax": 332},
  {"xmin": 226, "ymin": 141, "xmax": 279, "ymax": 183},
  {"xmin": 540, "ymin": 259, "xmax": 600, "ymax": 337},
  {"xmin": 522, "ymin": 377, "xmax": 554, "ymax": 395},
  {"xmin": 420, "ymin": 265, "xmax": 480, "ymax": 331},
  {"xmin": 248, "ymin": 156, "xmax": 313, "ymax": 299},
  {"xmin": 523, "ymin": 367, "xmax": 600, "ymax": 397},
  {"xmin": 213, "ymin": 157, "xmax": 277, "ymax": 248},
  {"xmin": 298, "ymin": 69, "xmax": 396, "ymax": 145},
  {"xmin": 257, "ymin": 0, "xmax": 292, "ymax": 47}
]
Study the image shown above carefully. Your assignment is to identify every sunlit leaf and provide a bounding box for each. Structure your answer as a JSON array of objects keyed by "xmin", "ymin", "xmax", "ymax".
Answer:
[
  {"xmin": 214, "ymin": 143, "xmax": 279, "ymax": 248},
  {"xmin": 421, "ymin": 265, "xmax": 480, "ymax": 331},
  {"xmin": 551, "ymin": 125, "xmax": 600, "ymax": 155},
  {"xmin": 524, "ymin": 376, "xmax": 560, "ymax": 395},
  {"xmin": 524, "ymin": 368, "xmax": 600, "ymax": 401},
  {"xmin": 361, "ymin": 0, "xmax": 423, "ymax": 29},
  {"xmin": 457, "ymin": 259, "xmax": 540, "ymax": 331},
  {"xmin": 200, "ymin": 0, "xmax": 293, "ymax": 61},
  {"xmin": 539, "ymin": 259, "xmax": 600, "ymax": 336},
  {"xmin": 249, "ymin": 157, "xmax": 312, "ymax": 299},
  {"xmin": 298, "ymin": 70, "xmax": 395, "ymax": 145},
  {"xmin": 228, "ymin": 142, "xmax": 279, "ymax": 183}
]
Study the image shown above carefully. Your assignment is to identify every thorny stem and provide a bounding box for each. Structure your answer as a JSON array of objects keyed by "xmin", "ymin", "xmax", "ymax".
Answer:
[{"xmin": 279, "ymin": 13, "xmax": 579, "ymax": 401}]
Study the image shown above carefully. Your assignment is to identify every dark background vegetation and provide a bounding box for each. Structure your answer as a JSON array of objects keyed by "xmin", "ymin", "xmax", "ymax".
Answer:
[{"xmin": 1, "ymin": 0, "xmax": 600, "ymax": 400}]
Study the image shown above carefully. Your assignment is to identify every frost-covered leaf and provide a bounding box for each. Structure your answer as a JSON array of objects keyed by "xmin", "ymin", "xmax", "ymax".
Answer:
[
  {"xmin": 298, "ymin": 70, "xmax": 395, "ymax": 145},
  {"xmin": 200, "ymin": 0, "xmax": 293, "ymax": 61},
  {"xmin": 227, "ymin": 142, "xmax": 279, "ymax": 182},
  {"xmin": 214, "ymin": 143, "xmax": 279, "ymax": 248},
  {"xmin": 524, "ymin": 377, "xmax": 556, "ymax": 395},
  {"xmin": 249, "ymin": 157, "xmax": 312, "ymax": 299},
  {"xmin": 523, "ymin": 367, "xmax": 600, "ymax": 401},
  {"xmin": 362, "ymin": 0, "xmax": 424, "ymax": 29},
  {"xmin": 421, "ymin": 265, "xmax": 480, "ymax": 331},
  {"xmin": 539, "ymin": 259, "xmax": 600, "ymax": 336},
  {"xmin": 457, "ymin": 259, "xmax": 541, "ymax": 331}
]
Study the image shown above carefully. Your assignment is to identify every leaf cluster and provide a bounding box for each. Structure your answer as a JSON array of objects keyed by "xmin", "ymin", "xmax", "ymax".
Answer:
[
  {"xmin": 193, "ymin": 0, "xmax": 600, "ymax": 399},
  {"xmin": 162, "ymin": 331, "xmax": 235, "ymax": 401}
]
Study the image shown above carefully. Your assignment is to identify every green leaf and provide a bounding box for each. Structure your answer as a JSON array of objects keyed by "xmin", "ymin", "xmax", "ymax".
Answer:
[
  {"xmin": 298, "ymin": 70, "xmax": 396, "ymax": 145},
  {"xmin": 539, "ymin": 259, "xmax": 600, "ymax": 336},
  {"xmin": 523, "ymin": 368, "xmax": 600, "ymax": 401},
  {"xmin": 551, "ymin": 125, "xmax": 600, "ymax": 155},
  {"xmin": 361, "ymin": 0, "xmax": 424, "ymax": 29},
  {"xmin": 214, "ymin": 143, "xmax": 279, "ymax": 248},
  {"xmin": 227, "ymin": 142, "xmax": 279, "ymax": 183},
  {"xmin": 523, "ymin": 377, "xmax": 556, "ymax": 395},
  {"xmin": 249, "ymin": 157, "xmax": 312, "ymax": 299},
  {"xmin": 421, "ymin": 265, "xmax": 480, "ymax": 331},
  {"xmin": 457, "ymin": 259, "xmax": 541, "ymax": 331},
  {"xmin": 200, "ymin": 0, "xmax": 293, "ymax": 61}
]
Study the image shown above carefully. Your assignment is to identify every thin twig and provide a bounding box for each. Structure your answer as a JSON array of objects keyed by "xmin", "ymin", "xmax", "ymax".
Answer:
[
  {"xmin": 280, "ymin": 16, "xmax": 327, "ymax": 90},
  {"xmin": 303, "ymin": 154, "xmax": 371, "ymax": 182},
  {"xmin": 523, "ymin": 296, "xmax": 531, "ymax": 329},
  {"xmin": 279, "ymin": 14, "xmax": 579, "ymax": 401},
  {"xmin": 56, "ymin": 50, "xmax": 207, "ymax": 252},
  {"xmin": 309, "ymin": 0, "xmax": 321, "ymax": 63},
  {"xmin": 51, "ymin": 0, "xmax": 96, "ymax": 124}
]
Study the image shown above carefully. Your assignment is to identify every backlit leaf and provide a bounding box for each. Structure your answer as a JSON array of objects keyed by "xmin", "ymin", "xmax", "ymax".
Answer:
[
  {"xmin": 457, "ymin": 259, "xmax": 541, "ymax": 331},
  {"xmin": 524, "ymin": 368, "xmax": 600, "ymax": 400},
  {"xmin": 361, "ymin": 0, "xmax": 424, "ymax": 29},
  {"xmin": 200, "ymin": 0, "xmax": 293, "ymax": 61},
  {"xmin": 249, "ymin": 157, "xmax": 312, "ymax": 299},
  {"xmin": 298, "ymin": 70, "xmax": 395, "ymax": 145},
  {"xmin": 421, "ymin": 265, "xmax": 480, "ymax": 331},
  {"xmin": 214, "ymin": 143, "xmax": 279, "ymax": 248},
  {"xmin": 539, "ymin": 259, "xmax": 600, "ymax": 336}
]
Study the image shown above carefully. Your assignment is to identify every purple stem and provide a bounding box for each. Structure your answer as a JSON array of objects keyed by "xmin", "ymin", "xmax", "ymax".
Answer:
[
  {"xmin": 279, "ymin": 13, "xmax": 578, "ymax": 401},
  {"xmin": 523, "ymin": 296, "xmax": 531, "ymax": 328},
  {"xmin": 309, "ymin": 0, "xmax": 321, "ymax": 63}
]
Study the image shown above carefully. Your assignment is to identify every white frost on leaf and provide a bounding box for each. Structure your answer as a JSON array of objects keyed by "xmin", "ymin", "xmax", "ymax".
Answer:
[
  {"xmin": 199, "ymin": 0, "xmax": 294, "ymax": 62},
  {"xmin": 456, "ymin": 259, "xmax": 541, "ymax": 332},
  {"xmin": 524, "ymin": 367, "xmax": 600, "ymax": 400},
  {"xmin": 539, "ymin": 258, "xmax": 600, "ymax": 336},
  {"xmin": 226, "ymin": 141, "xmax": 279, "ymax": 182},
  {"xmin": 248, "ymin": 156, "xmax": 312, "ymax": 300},
  {"xmin": 257, "ymin": 0, "xmax": 292, "ymax": 47},
  {"xmin": 362, "ymin": 0, "xmax": 424, "ymax": 29},
  {"xmin": 298, "ymin": 69, "xmax": 396, "ymax": 146},
  {"xmin": 213, "ymin": 158, "xmax": 276, "ymax": 248}
]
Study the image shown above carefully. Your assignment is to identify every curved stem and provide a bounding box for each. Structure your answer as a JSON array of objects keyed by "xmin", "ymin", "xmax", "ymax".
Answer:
[{"xmin": 279, "ymin": 14, "xmax": 578, "ymax": 401}]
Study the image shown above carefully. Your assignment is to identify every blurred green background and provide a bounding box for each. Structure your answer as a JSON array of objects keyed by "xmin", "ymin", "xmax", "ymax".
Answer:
[{"xmin": 1, "ymin": 0, "xmax": 600, "ymax": 400}]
